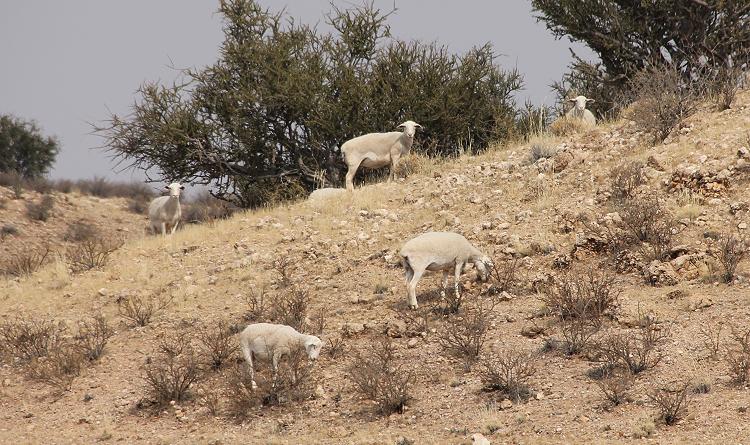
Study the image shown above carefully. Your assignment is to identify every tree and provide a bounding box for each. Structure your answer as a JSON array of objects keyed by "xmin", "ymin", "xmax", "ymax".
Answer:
[
  {"xmin": 98, "ymin": 0, "xmax": 522, "ymax": 207},
  {"xmin": 0, "ymin": 115, "xmax": 59, "ymax": 178},
  {"xmin": 532, "ymin": 0, "xmax": 750, "ymax": 116}
]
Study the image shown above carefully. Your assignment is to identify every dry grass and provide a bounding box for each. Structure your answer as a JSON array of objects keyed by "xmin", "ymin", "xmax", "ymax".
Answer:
[
  {"xmin": 549, "ymin": 116, "xmax": 590, "ymax": 136},
  {"xmin": 479, "ymin": 349, "xmax": 536, "ymax": 402},
  {"xmin": 25, "ymin": 194, "xmax": 55, "ymax": 221},
  {"xmin": 649, "ymin": 381, "xmax": 691, "ymax": 426},
  {"xmin": 1, "ymin": 244, "xmax": 53, "ymax": 277},
  {"xmin": 117, "ymin": 291, "xmax": 173, "ymax": 327},
  {"xmin": 197, "ymin": 320, "xmax": 236, "ymax": 370},
  {"xmin": 66, "ymin": 236, "xmax": 124, "ymax": 273},
  {"xmin": 143, "ymin": 334, "xmax": 201, "ymax": 406}
]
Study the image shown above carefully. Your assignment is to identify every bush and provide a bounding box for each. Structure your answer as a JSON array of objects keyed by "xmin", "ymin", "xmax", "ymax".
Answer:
[
  {"xmin": 75, "ymin": 315, "xmax": 114, "ymax": 361},
  {"xmin": 268, "ymin": 287, "xmax": 310, "ymax": 332},
  {"xmin": 182, "ymin": 192, "xmax": 237, "ymax": 224},
  {"xmin": 609, "ymin": 161, "xmax": 645, "ymax": 203},
  {"xmin": 558, "ymin": 315, "xmax": 602, "ymax": 356},
  {"xmin": 63, "ymin": 220, "xmax": 98, "ymax": 242},
  {"xmin": 26, "ymin": 343, "xmax": 84, "ymax": 391},
  {"xmin": 127, "ymin": 197, "xmax": 149, "ymax": 214},
  {"xmin": 649, "ymin": 381, "xmax": 691, "ymax": 426},
  {"xmin": 0, "ymin": 115, "xmax": 59, "ymax": 178},
  {"xmin": 595, "ymin": 316, "xmax": 670, "ymax": 374},
  {"xmin": 715, "ymin": 233, "xmax": 747, "ymax": 284},
  {"xmin": 74, "ymin": 177, "xmax": 154, "ymax": 200},
  {"xmin": 2, "ymin": 244, "xmax": 52, "ymax": 277},
  {"xmin": 543, "ymin": 268, "xmax": 620, "ymax": 321},
  {"xmin": 0, "ymin": 317, "xmax": 67, "ymax": 363},
  {"xmin": 144, "ymin": 334, "xmax": 200, "ymax": 406},
  {"xmin": 617, "ymin": 196, "xmax": 675, "ymax": 261},
  {"xmin": 348, "ymin": 338, "xmax": 415, "ymax": 415},
  {"xmin": 0, "ymin": 224, "xmax": 19, "ymax": 239},
  {"xmin": 438, "ymin": 302, "xmax": 491, "ymax": 366},
  {"xmin": 117, "ymin": 292, "xmax": 172, "ymax": 327},
  {"xmin": 699, "ymin": 322, "xmax": 724, "ymax": 360},
  {"xmin": 327, "ymin": 337, "xmax": 346, "ymax": 359},
  {"xmin": 594, "ymin": 370, "xmax": 633, "ymax": 407},
  {"xmin": 724, "ymin": 327, "xmax": 750, "ymax": 386},
  {"xmin": 197, "ymin": 321, "xmax": 236, "ymax": 370},
  {"xmin": 25, "ymin": 194, "xmax": 54, "ymax": 221},
  {"xmin": 66, "ymin": 236, "xmax": 124, "ymax": 273},
  {"xmin": 516, "ymin": 101, "xmax": 552, "ymax": 141},
  {"xmin": 528, "ymin": 142, "xmax": 557, "ymax": 163},
  {"xmin": 479, "ymin": 349, "xmax": 536, "ymax": 402}
]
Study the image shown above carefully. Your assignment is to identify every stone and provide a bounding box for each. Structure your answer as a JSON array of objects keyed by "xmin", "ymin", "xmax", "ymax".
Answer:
[
  {"xmin": 407, "ymin": 338, "xmax": 419, "ymax": 349},
  {"xmin": 97, "ymin": 288, "xmax": 108, "ymax": 297},
  {"xmin": 499, "ymin": 399, "xmax": 513, "ymax": 410},
  {"xmin": 341, "ymin": 322, "xmax": 365, "ymax": 336},
  {"xmin": 385, "ymin": 319, "xmax": 407, "ymax": 338},
  {"xmin": 644, "ymin": 261, "xmax": 680, "ymax": 287},
  {"xmin": 688, "ymin": 297, "xmax": 714, "ymax": 311}
]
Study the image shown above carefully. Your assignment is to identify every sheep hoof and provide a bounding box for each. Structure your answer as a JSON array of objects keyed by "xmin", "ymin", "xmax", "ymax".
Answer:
[
  {"xmin": 408, "ymin": 304, "xmax": 418, "ymax": 310},
  {"xmin": 251, "ymin": 380, "xmax": 258, "ymax": 391}
]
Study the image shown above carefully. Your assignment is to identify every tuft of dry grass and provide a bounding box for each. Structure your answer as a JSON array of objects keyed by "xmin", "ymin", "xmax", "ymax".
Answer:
[
  {"xmin": 25, "ymin": 194, "xmax": 55, "ymax": 221},
  {"xmin": 2, "ymin": 244, "xmax": 53, "ymax": 277},
  {"xmin": 479, "ymin": 349, "xmax": 536, "ymax": 402},
  {"xmin": 197, "ymin": 321, "xmax": 236, "ymax": 370},
  {"xmin": 117, "ymin": 291, "xmax": 173, "ymax": 327},
  {"xmin": 66, "ymin": 236, "xmax": 124, "ymax": 273},
  {"xmin": 649, "ymin": 381, "xmax": 691, "ymax": 426}
]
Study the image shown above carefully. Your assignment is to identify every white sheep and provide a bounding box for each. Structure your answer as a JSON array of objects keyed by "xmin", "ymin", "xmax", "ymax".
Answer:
[
  {"xmin": 565, "ymin": 95, "xmax": 596, "ymax": 126},
  {"xmin": 399, "ymin": 232, "xmax": 493, "ymax": 309},
  {"xmin": 471, "ymin": 433, "xmax": 491, "ymax": 445},
  {"xmin": 239, "ymin": 322, "xmax": 323, "ymax": 389},
  {"xmin": 341, "ymin": 120, "xmax": 422, "ymax": 192},
  {"xmin": 148, "ymin": 182, "xmax": 184, "ymax": 236}
]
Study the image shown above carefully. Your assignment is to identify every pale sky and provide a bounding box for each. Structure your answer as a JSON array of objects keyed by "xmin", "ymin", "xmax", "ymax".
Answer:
[{"xmin": 0, "ymin": 1, "xmax": 593, "ymax": 181}]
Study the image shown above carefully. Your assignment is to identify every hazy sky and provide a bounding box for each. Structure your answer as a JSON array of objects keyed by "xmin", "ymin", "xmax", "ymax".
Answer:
[{"xmin": 0, "ymin": 1, "xmax": 593, "ymax": 181}]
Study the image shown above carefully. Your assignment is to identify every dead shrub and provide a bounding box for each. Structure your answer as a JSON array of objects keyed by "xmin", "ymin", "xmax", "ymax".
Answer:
[
  {"xmin": 26, "ymin": 342, "xmax": 84, "ymax": 391},
  {"xmin": 117, "ymin": 292, "xmax": 173, "ymax": 327},
  {"xmin": 66, "ymin": 236, "xmax": 124, "ymax": 273},
  {"xmin": 63, "ymin": 220, "xmax": 98, "ymax": 242},
  {"xmin": 559, "ymin": 315, "xmax": 602, "ymax": 356},
  {"xmin": 595, "ymin": 316, "xmax": 670, "ymax": 374},
  {"xmin": 2, "ymin": 244, "xmax": 52, "ymax": 277},
  {"xmin": 395, "ymin": 308, "xmax": 431, "ymax": 338},
  {"xmin": 617, "ymin": 196, "xmax": 675, "ymax": 261},
  {"xmin": 272, "ymin": 257, "xmax": 295, "ymax": 288},
  {"xmin": 0, "ymin": 317, "xmax": 67, "ymax": 363},
  {"xmin": 549, "ymin": 116, "xmax": 589, "ymax": 136},
  {"xmin": 624, "ymin": 62, "xmax": 700, "ymax": 142},
  {"xmin": 327, "ymin": 337, "xmax": 346, "ymax": 359},
  {"xmin": 144, "ymin": 334, "xmax": 200, "ymax": 406},
  {"xmin": 724, "ymin": 326, "xmax": 750, "ymax": 385},
  {"xmin": 127, "ymin": 197, "xmax": 149, "ymax": 214},
  {"xmin": 699, "ymin": 321, "xmax": 724, "ymax": 360},
  {"xmin": 438, "ymin": 302, "xmax": 491, "ymax": 366},
  {"xmin": 648, "ymin": 381, "xmax": 691, "ymax": 425},
  {"xmin": 197, "ymin": 321, "xmax": 236, "ymax": 370},
  {"xmin": 593, "ymin": 369, "xmax": 633, "ymax": 407},
  {"xmin": 609, "ymin": 161, "xmax": 646, "ymax": 203},
  {"xmin": 75, "ymin": 315, "xmax": 114, "ymax": 361},
  {"xmin": 243, "ymin": 285, "xmax": 269, "ymax": 322},
  {"xmin": 224, "ymin": 363, "xmax": 259, "ymax": 418},
  {"xmin": 484, "ymin": 257, "xmax": 520, "ymax": 297},
  {"xmin": 543, "ymin": 268, "xmax": 620, "ymax": 321},
  {"xmin": 0, "ymin": 224, "xmax": 18, "ymax": 239},
  {"xmin": 709, "ymin": 62, "xmax": 745, "ymax": 111},
  {"xmin": 715, "ymin": 233, "xmax": 747, "ymax": 284},
  {"xmin": 183, "ymin": 192, "xmax": 237, "ymax": 224},
  {"xmin": 268, "ymin": 287, "xmax": 310, "ymax": 332},
  {"xmin": 479, "ymin": 349, "xmax": 536, "ymax": 402},
  {"xmin": 348, "ymin": 338, "xmax": 415, "ymax": 415},
  {"xmin": 25, "ymin": 194, "xmax": 55, "ymax": 221}
]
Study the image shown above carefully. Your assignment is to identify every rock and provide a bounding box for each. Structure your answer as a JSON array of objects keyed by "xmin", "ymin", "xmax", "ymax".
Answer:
[
  {"xmin": 385, "ymin": 319, "xmax": 407, "ymax": 338},
  {"xmin": 738, "ymin": 147, "xmax": 750, "ymax": 159},
  {"xmin": 471, "ymin": 433, "xmax": 491, "ymax": 445},
  {"xmin": 407, "ymin": 338, "xmax": 419, "ymax": 349},
  {"xmin": 666, "ymin": 289, "xmax": 688, "ymax": 299},
  {"xmin": 499, "ymin": 399, "xmax": 513, "ymax": 410},
  {"xmin": 207, "ymin": 275, "xmax": 218, "ymax": 285},
  {"xmin": 315, "ymin": 385, "xmax": 327, "ymax": 399},
  {"xmin": 341, "ymin": 322, "xmax": 365, "ymax": 336},
  {"xmin": 688, "ymin": 296, "xmax": 714, "ymax": 311},
  {"xmin": 2, "ymin": 379, "xmax": 10, "ymax": 387},
  {"xmin": 520, "ymin": 324, "xmax": 545, "ymax": 338},
  {"xmin": 739, "ymin": 222, "xmax": 748, "ymax": 230},
  {"xmin": 643, "ymin": 261, "xmax": 680, "ymax": 287},
  {"xmin": 98, "ymin": 288, "xmax": 108, "ymax": 297},
  {"xmin": 647, "ymin": 155, "xmax": 665, "ymax": 171}
]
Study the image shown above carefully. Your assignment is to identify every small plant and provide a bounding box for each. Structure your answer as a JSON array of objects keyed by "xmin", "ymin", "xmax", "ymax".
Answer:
[
  {"xmin": 699, "ymin": 321, "xmax": 724, "ymax": 360},
  {"xmin": 117, "ymin": 292, "xmax": 172, "ymax": 327},
  {"xmin": 528, "ymin": 142, "xmax": 557, "ymax": 163},
  {"xmin": 543, "ymin": 268, "xmax": 620, "ymax": 321},
  {"xmin": 724, "ymin": 326, "xmax": 750, "ymax": 385},
  {"xmin": 558, "ymin": 315, "xmax": 602, "ymax": 355},
  {"xmin": 0, "ymin": 317, "xmax": 66, "ymax": 363},
  {"xmin": 484, "ymin": 257, "xmax": 520, "ymax": 297},
  {"xmin": 272, "ymin": 257, "xmax": 294, "ymax": 288},
  {"xmin": 327, "ymin": 337, "xmax": 346, "ymax": 359},
  {"xmin": 649, "ymin": 381, "xmax": 691, "ymax": 425},
  {"xmin": 25, "ymin": 194, "xmax": 55, "ymax": 221},
  {"xmin": 63, "ymin": 220, "xmax": 98, "ymax": 242},
  {"xmin": 479, "ymin": 349, "xmax": 536, "ymax": 402},
  {"xmin": 348, "ymin": 338, "xmax": 415, "ymax": 415},
  {"xmin": 609, "ymin": 161, "xmax": 645, "ymax": 203},
  {"xmin": 438, "ymin": 302, "xmax": 491, "ymax": 366},
  {"xmin": 182, "ymin": 192, "xmax": 236, "ymax": 224},
  {"xmin": 26, "ymin": 342, "xmax": 84, "ymax": 391},
  {"xmin": 617, "ymin": 196, "xmax": 675, "ymax": 261},
  {"xmin": 593, "ymin": 369, "xmax": 633, "ymax": 407},
  {"xmin": 127, "ymin": 198, "xmax": 149, "ymax": 214},
  {"xmin": 2, "ymin": 244, "xmax": 52, "ymax": 277},
  {"xmin": 269, "ymin": 287, "xmax": 310, "ymax": 332},
  {"xmin": 197, "ymin": 321, "xmax": 236, "ymax": 370},
  {"xmin": 374, "ymin": 281, "xmax": 389, "ymax": 295},
  {"xmin": 66, "ymin": 236, "xmax": 124, "ymax": 273},
  {"xmin": 244, "ymin": 284, "xmax": 269, "ymax": 321},
  {"xmin": 595, "ymin": 316, "xmax": 670, "ymax": 374},
  {"xmin": 143, "ymin": 334, "xmax": 200, "ymax": 406},
  {"xmin": 715, "ymin": 233, "xmax": 747, "ymax": 284},
  {"xmin": 0, "ymin": 224, "xmax": 18, "ymax": 239},
  {"xmin": 75, "ymin": 315, "xmax": 114, "ymax": 361}
]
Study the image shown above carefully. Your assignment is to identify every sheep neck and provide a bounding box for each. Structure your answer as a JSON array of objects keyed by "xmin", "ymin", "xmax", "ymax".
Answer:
[
  {"xmin": 399, "ymin": 132, "xmax": 415, "ymax": 154},
  {"xmin": 163, "ymin": 195, "xmax": 181, "ymax": 214}
]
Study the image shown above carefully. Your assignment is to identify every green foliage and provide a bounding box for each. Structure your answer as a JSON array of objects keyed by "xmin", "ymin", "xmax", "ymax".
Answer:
[
  {"xmin": 533, "ymin": 1, "xmax": 750, "ymax": 117},
  {"xmin": 99, "ymin": 0, "xmax": 523, "ymax": 207},
  {"xmin": 0, "ymin": 115, "xmax": 59, "ymax": 179}
]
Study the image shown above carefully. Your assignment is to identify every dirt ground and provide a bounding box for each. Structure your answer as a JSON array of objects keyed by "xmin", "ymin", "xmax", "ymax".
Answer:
[{"xmin": 2, "ymin": 90, "xmax": 750, "ymax": 444}]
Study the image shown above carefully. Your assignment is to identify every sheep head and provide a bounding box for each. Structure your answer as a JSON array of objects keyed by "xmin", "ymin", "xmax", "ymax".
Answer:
[
  {"xmin": 303, "ymin": 335, "xmax": 323, "ymax": 360},
  {"xmin": 165, "ymin": 182, "xmax": 185, "ymax": 198},
  {"xmin": 569, "ymin": 95, "xmax": 594, "ymax": 112},
  {"xmin": 473, "ymin": 256, "xmax": 494, "ymax": 282},
  {"xmin": 397, "ymin": 120, "xmax": 423, "ymax": 138}
]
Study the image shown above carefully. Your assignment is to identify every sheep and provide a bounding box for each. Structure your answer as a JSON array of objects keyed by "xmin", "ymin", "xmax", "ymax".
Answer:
[
  {"xmin": 148, "ymin": 182, "xmax": 184, "ymax": 236},
  {"xmin": 399, "ymin": 231, "xmax": 493, "ymax": 309},
  {"xmin": 565, "ymin": 95, "xmax": 596, "ymax": 126},
  {"xmin": 341, "ymin": 120, "xmax": 423, "ymax": 192},
  {"xmin": 471, "ymin": 433, "xmax": 491, "ymax": 445},
  {"xmin": 239, "ymin": 322, "xmax": 323, "ymax": 389}
]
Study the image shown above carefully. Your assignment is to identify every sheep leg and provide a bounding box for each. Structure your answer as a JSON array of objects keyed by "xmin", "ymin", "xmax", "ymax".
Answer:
[
  {"xmin": 345, "ymin": 161, "xmax": 360, "ymax": 192},
  {"xmin": 389, "ymin": 153, "xmax": 401, "ymax": 182},
  {"xmin": 160, "ymin": 222, "xmax": 167, "ymax": 237},
  {"xmin": 170, "ymin": 221, "xmax": 178, "ymax": 235},
  {"xmin": 240, "ymin": 341, "xmax": 258, "ymax": 390},
  {"xmin": 403, "ymin": 260, "xmax": 414, "ymax": 284},
  {"xmin": 453, "ymin": 261, "xmax": 463, "ymax": 300},
  {"xmin": 407, "ymin": 266, "xmax": 426, "ymax": 310},
  {"xmin": 441, "ymin": 271, "xmax": 449, "ymax": 298}
]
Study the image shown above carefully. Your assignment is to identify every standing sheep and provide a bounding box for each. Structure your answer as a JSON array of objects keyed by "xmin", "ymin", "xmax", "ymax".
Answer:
[
  {"xmin": 239, "ymin": 322, "xmax": 323, "ymax": 389},
  {"xmin": 341, "ymin": 120, "xmax": 423, "ymax": 192},
  {"xmin": 565, "ymin": 95, "xmax": 596, "ymax": 126},
  {"xmin": 399, "ymin": 232, "xmax": 493, "ymax": 309},
  {"xmin": 148, "ymin": 182, "xmax": 184, "ymax": 236}
]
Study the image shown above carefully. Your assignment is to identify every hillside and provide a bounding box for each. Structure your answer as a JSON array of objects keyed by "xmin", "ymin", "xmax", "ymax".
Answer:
[{"xmin": 2, "ymin": 89, "xmax": 750, "ymax": 444}]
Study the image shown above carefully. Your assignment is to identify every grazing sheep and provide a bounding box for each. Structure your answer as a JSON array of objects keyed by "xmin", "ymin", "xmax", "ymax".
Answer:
[
  {"xmin": 239, "ymin": 322, "xmax": 323, "ymax": 389},
  {"xmin": 308, "ymin": 187, "xmax": 348, "ymax": 203},
  {"xmin": 399, "ymin": 232, "xmax": 493, "ymax": 309},
  {"xmin": 472, "ymin": 433, "xmax": 491, "ymax": 445},
  {"xmin": 565, "ymin": 95, "xmax": 596, "ymax": 126},
  {"xmin": 148, "ymin": 182, "xmax": 184, "ymax": 236},
  {"xmin": 341, "ymin": 120, "xmax": 423, "ymax": 192}
]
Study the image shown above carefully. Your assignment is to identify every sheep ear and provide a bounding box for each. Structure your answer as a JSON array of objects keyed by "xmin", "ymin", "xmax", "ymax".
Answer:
[
  {"xmin": 164, "ymin": 186, "xmax": 170, "ymax": 190},
  {"xmin": 180, "ymin": 186, "xmax": 185, "ymax": 190},
  {"xmin": 415, "ymin": 123, "xmax": 423, "ymax": 129},
  {"xmin": 569, "ymin": 98, "xmax": 577, "ymax": 102},
  {"xmin": 397, "ymin": 123, "xmax": 405, "ymax": 129},
  {"xmin": 586, "ymin": 98, "xmax": 595, "ymax": 103}
]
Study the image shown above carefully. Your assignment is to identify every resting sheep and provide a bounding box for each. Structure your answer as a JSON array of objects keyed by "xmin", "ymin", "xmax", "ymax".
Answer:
[
  {"xmin": 565, "ymin": 95, "xmax": 596, "ymax": 126},
  {"xmin": 399, "ymin": 232, "xmax": 493, "ymax": 309},
  {"xmin": 341, "ymin": 120, "xmax": 422, "ymax": 192},
  {"xmin": 239, "ymin": 322, "xmax": 323, "ymax": 389},
  {"xmin": 148, "ymin": 182, "xmax": 184, "ymax": 236}
]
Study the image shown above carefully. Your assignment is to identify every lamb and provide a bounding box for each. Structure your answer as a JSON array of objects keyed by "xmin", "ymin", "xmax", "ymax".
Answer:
[
  {"xmin": 239, "ymin": 322, "xmax": 323, "ymax": 389},
  {"xmin": 399, "ymin": 232, "xmax": 493, "ymax": 309},
  {"xmin": 565, "ymin": 95, "xmax": 596, "ymax": 126},
  {"xmin": 148, "ymin": 182, "xmax": 184, "ymax": 236},
  {"xmin": 341, "ymin": 120, "xmax": 422, "ymax": 192}
]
